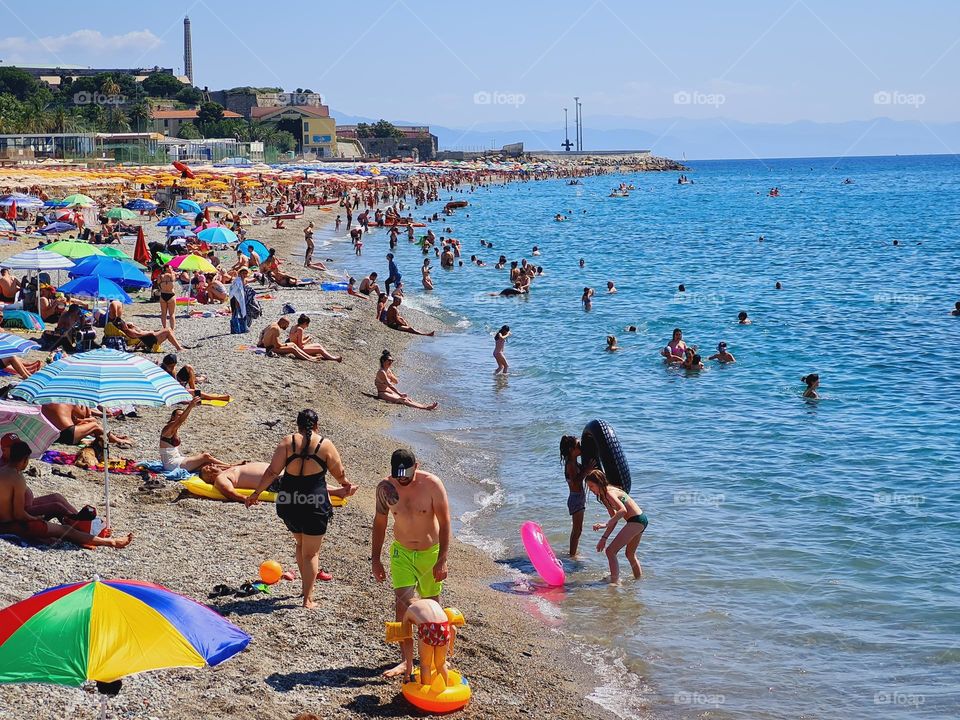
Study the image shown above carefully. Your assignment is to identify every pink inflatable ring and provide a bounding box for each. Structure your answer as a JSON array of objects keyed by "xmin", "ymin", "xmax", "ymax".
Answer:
[{"xmin": 521, "ymin": 521, "xmax": 566, "ymax": 586}]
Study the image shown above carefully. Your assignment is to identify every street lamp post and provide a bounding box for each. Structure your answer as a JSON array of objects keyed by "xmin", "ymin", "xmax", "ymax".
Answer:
[
  {"xmin": 573, "ymin": 96, "xmax": 580, "ymax": 151},
  {"xmin": 562, "ymin": 107, "xmax": 573, "ymax": 151},
  {"xmin": 577, "ymin": 98, "xmax": 583, "ymax": 151}
]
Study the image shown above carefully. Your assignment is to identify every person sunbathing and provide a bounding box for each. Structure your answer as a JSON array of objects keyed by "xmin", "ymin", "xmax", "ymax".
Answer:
[
  {"xmin": 207, "ymin": 273, "xmax": 228, "ymax": 303},
  {"xmin": 41, "ymin": 403, "xmax": 132, "ymax": 448},
  {"xmin": 375, "ymin": 350, "xmax": 437, "ymax": 410},
  {"xmin": 287, "ymin": 314, "xmax": 342, "ymax": 362},
  {"xmin": 260, "ymin": 249, "xmax": 300, "ymax": 287},
  {"xmin": 257, "ymin": 317, "xmax": 322, "ymax": 362},
  {"xmin": 105, "ymin": 300, "xmax": 183, "ymax": 352},
  {"xmin": 385, "ymin": 296, "xmax": 435, "ymax": 336},
  {"xmin": 160, "ymin": 354, "xmax": 230, "ymax": 402},
  {"xmin": 0, "ymin": 440, "xmax": 133, "ymax": 548},
  {"xmin": 159, "ymin": 397, "xmax": 226, "ymax": 472},
  {"xmin": 196, "ymin": 461, "xmax": 269, "ymax": 502}
]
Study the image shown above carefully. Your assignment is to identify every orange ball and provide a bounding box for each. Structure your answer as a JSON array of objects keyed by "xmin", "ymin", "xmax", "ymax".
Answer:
[{"xmin": 259, "ymin": 560, "xmax": 283, "ymax": 585}]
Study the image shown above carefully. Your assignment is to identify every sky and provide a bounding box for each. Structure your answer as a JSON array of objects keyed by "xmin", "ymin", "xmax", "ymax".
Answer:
[{"xmin": 1, "ymin": 1, "xmax": 958, "ymax": 132}]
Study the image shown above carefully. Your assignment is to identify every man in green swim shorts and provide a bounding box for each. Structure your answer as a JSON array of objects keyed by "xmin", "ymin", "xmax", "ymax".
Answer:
[{"xmin": 372, "ymin": 448, "xmax": 451, "ymax": 679}]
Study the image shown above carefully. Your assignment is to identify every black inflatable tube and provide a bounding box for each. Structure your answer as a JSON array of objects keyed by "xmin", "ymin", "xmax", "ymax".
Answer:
[{"xmin": 581, "ymin": 419, "xmax": 632, "ymax": 493}]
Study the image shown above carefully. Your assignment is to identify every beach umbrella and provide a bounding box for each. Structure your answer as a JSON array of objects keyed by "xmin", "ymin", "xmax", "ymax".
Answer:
[
  {"xmin": 59, "ymin": 275, "xmax": 133, "ymax": 303},
  {"xmin": 166, "ymin": 254, "xmax": 216, "ymax": 273},
  {"xmin": 98, "ymin": 246, "xmax": 133, "ymax": 261},
  {"xmin": 197, "ymin": 226, "xmax": 237, "ymax": 245},
  {"xmin": 0, "ymin": 578, "xmax": 250, "ymax": 717},
  {"xmin": 176, "ymin": 199, "xmax": 202, "ymax": 214},
  {"xmin": 0, "ymin": 310, "xmax": 44, "ymax": 331},
  {"xmin": 61, "ymin": 193, "xmax": 95, "ymax": 207},
  {"xmin": 0, "ymin": 249, "xmax": 74, "ymax": 271},
  {"xmin": 237, "ymin": 239, "xmax": 269, "ymax": 261},
  {"xmin": 201, "ymin": 203, "xmax": 230, "ymax": 213},
  {"xmin": 105, "ymin": 207, "xmax": 137, "ymax": 220},
  {"xmin": 167, "ymin": 226, "xmax": 195, "ymax": 239},
  {"xmin": 124, "ymin": 199, "xmax": 156, "ymax": 211},
  {"xmin": 156, "ymin": 252, "xmax": 173, "ymax": 265},
  {"xmin": 37, "ymin": 222, "xmax": 77, "ymax": 235},
  {"xmin": 157, "ymin": 216, "xmax": 191, "ymax": 228},
  {"xmin": 69, "ymin": 257, "xmax": 150, "ymax": 290},
  {"xmin": 11, "ymin": 349, "xmax": 191, "ymax": 527},
  {"xmin": 134, "ymin": 226, "xmax": 150, "ymax": 266},
  {"xmin": 0, "ymin": 193, "xmax": 43, "ymax": 209},
  {"xmin": 0, "ymin": 400, "xmax": 59, "ymax": 457},
  {"xmin": 0, "ymin": 332, "xmax": 39, "ymax": 359},
  {"xmin": 43, "ymin": 199, "xmax": 70, "ymax": 208},
  {"xmin": 43, "ymin": 240, "xmax": 105, "ymax": 259},
  {"xmin": 0, "ymin": 219, "xmax": 15, "ymax": 232}
]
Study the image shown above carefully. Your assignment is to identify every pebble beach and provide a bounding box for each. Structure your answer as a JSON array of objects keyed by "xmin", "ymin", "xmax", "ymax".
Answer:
[{"xmin": 0, "ymin": 198, "xmax": 634, "ymax": 720}]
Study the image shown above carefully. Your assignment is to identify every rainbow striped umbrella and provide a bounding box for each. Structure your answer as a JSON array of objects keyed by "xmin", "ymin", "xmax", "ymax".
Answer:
[
  {"xmin": 0, "ymin": 331, "xmax": 39, "ymax": 359},
  {"xmin": 0, "ymin": 400, "xmax": 59, "ymax": 457},
  {"xmin": 0, "ymin": 578, "xmax": 250, "ymax": 686}
]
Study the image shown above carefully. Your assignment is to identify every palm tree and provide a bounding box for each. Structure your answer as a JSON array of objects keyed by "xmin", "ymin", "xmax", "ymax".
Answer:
[
  {"xmin": 21, "ymin": 96, "xmax": 53, "ymax": 133},
  {"xmin": 127, "ymin": 103, "xmax": 150, "ymax": 133}
]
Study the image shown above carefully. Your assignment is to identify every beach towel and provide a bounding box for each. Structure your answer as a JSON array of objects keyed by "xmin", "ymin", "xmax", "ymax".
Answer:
[
  {"xmin": 41, "ymin": 450, "xmax": 142, "ymax": 475},
  {"xmin": 136, "ymin": 460, "xmax": 193, "ymax": 481},
  {"xmin": 200, "ymin": 397, "xmax": 232, "ymax": 407},
  {"xmin": 234, "ymin": 344, "xmax": 266, "ymax": 354}
]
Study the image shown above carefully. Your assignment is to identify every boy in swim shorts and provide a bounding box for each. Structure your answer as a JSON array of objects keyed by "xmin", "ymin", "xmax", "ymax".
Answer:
[{"xmin": 385, "ymin": 599, "xmax": 465, "ymax": 686}]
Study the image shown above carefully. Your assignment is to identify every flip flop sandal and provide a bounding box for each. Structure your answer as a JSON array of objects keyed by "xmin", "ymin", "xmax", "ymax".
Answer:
[
  {"xmin": 281, "ymin": 570, "xmax": 297, "ymax": 581},
  {"xmin": 207, "ymin": 584, "xmax": 235, "ymax": 599},
  {"xmin": 234, "ymin": 582, "xmax": 259, "ymax": 598},
  {"xmin": 317, "ymin": 569, "xmax": 333, "ymax": 582}
]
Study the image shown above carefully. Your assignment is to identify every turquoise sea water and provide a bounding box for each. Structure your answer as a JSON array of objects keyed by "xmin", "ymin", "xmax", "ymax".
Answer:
[{"xmin": 326, "ymin": 155, "xmax": 960, "ymax": 719}]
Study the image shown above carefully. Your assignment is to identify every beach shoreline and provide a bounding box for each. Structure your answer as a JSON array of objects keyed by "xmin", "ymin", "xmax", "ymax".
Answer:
[{"xmin": 0, "ymin": 189, "xmax": 641, "ymax": 719}]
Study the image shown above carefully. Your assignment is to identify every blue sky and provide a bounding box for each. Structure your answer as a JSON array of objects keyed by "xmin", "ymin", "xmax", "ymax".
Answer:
[{"xmin": 1, "ymin": 0, "xmax": 957, "ymax": 128}]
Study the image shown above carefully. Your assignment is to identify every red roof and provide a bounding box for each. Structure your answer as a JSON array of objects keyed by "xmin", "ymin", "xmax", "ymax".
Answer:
[{"xmin": 151, "ymin": 109, "xmax": 242, "ymax": 119}]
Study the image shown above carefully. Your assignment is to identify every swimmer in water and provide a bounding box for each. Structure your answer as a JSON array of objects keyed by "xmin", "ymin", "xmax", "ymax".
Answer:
[
  {"xmin": 493, "ymin": 325, "xmax": 510, "ymax": 374},
  {"xmin": 708, "ymin": 342, "xmax": 735, "ymax": 363},
  {"xmin": 579, "ymin": 258, "xmax": 585, "ymax": 268},
  {"xmin": 606, "ymin": 335, "xmax": 619, "ymax": 351},
  {"xmin": 802, "ymin": 374, "xmax": 820, "ymax": 399},
  {"xmin": 582, "ymin": 287, "xmax": 594, "ymax": 310},
  {"xmin": 682, "ymin": 349, "xmax": 704, "ymax": 371},
  {"xmin": 662, "ymin": 328, "xmax": 686, "ymax": 363},
  {"xmin": 775, "ymin": 281, "xmax": 782, "ymax": 290},
  {"xmin": 625, "ymin": 325, "xmax": 638, "ymax": 332},
  {"xmin": 532, "ymin": 245, "xmax": 541, "ymax": 256},
  {"xmin": 678, "ymin": 284, "xmax": 686, "ymax": 293},
  {"xmin": 952, "ymin": 301, "xmax": 960, "ymax": 316},
  {"xmin": 738, "ymin": 311, "xmax": 752, "ymax": 325},
  {"xmin": 607, "ymin": 281, "xmax": 617, "ymax": 294},
  {"xmin": 421, "ymin": 259, "xmax": 433, "ymax": 291}
]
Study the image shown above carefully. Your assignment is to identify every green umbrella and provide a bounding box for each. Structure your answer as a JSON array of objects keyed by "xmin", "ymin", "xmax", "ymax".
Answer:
[
  {"xmin": 105, "ymin": 207, "xmax": 136, "ymax": 220},
  {"xmin": 99, "ymin": 246, "xmax": 133, "ymax": 260},
  {"xmin": 61, "ymin": 193, "xmax": 95, "ymax": 207},
  {"xmin": 43, "ymin": 240, "xmax": 106, "ymax": 259},
  {"xmin": 157, "ymin": 252, "xmax": 173, "ymax": 265}
]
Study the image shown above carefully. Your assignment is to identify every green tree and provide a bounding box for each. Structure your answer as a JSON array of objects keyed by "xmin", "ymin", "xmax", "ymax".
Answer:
[
  {"xmin": 271, "ymin": 130, "xmax": 296, "ymax": 152},
  {"xmin": 197, "ymin": 101, "xmax": 225, "ymax": 128},
  {"xmin": 21, "ymin": 95, "xmax": 53, "ymax": 133},
  {"xmin": 175, "ymin": 85, "xmax": 203, "ymax": 105},
  {"xmin": 0, "ymin": 94, "xmax": 26, "ymax": 132},
  {"xmin": 0, "ymin": 67, "xmax": 39, "ymax": 99},
  {"xmin": 177, "ymin": 122, "xmax": 202, "ymax": 140},
  {"xmin": 127, "ymin": 103, "xmax": 150, "ymax": 132},
  {"xmin": 371, "ymin": 119, "xmax": 404, "ymax": 138},
  {"xmin": 142, "ymin": 72, "xmax": 184, "ymax": 98},
  {"xmin": 356, "ymin": 122, "xmax": 371, "ymax": 138}
]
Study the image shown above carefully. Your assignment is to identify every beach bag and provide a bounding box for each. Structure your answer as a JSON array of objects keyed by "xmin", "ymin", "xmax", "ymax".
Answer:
[
  {"xmin": 282, "ymin": 303, "xmax": 296, "ymax": 314},
  {"xmin": 102, "ymin": 336, "xmax": 127, "ymax": 352},
  {"xmin": 244, "ymin": 286, "xmax": 262, "ymax": 320},
  {"xmin": 230, "ymin": 316, "xmax": 246, "ymax": 334}
]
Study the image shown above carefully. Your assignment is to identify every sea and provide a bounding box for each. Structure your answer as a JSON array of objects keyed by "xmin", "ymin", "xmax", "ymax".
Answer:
[{"xmin": 320, "ymin": 154, "xmax": 960, "ymax": 720}]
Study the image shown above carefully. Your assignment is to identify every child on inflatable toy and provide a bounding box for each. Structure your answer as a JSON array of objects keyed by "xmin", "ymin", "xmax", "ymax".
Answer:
[{"xmin": 386, "ymin": 599, "xmax": 465, "ymax": 686}]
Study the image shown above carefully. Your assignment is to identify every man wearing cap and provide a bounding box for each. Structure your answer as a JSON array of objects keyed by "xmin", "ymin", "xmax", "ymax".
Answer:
[{"xmin": 372, "ymin": 448, "xmax": 451, "ymax": 678}]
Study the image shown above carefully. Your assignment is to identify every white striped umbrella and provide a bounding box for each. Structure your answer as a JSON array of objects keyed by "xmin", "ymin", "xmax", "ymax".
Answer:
[
  {"xmin": 0, "ymin": 401, "xmax": 59, "ymax": 457},
  {"xmin": 11, "ymin": 349, "xmax": 192, "ymax": 527},
  {"xmin": 0, "ymin": 249, "xmax": 75, "ymax": 271}
]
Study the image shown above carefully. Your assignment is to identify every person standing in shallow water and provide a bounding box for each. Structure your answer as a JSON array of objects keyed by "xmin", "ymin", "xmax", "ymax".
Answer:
[
  {"xmin": 246, "ymin": 410, "xmax": 357, "ymax": 608},
  {"xmin": 802, "ymin": 374, "xmax": 820, "ymax": 399},
  {"xmin": 372, "ymin": 448, "xmax": 451, "ymax": 679},
  {"xmin": 493, "ymin": 325, "xmax": 510, "ymax": 374}
]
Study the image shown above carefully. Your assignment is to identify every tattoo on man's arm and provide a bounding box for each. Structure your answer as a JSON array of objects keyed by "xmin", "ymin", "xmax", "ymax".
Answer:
[{"xmin": 376, "ymin": 481, "xmax": 399, "ymax": 515}]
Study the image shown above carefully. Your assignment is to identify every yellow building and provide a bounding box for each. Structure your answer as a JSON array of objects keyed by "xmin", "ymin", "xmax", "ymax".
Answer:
[{"xmin": 250, "ymin": 106, "xmax": 336, "ymax": 158}]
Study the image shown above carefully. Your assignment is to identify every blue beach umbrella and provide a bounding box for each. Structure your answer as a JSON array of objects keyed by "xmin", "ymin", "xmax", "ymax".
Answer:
[
  {"xmin": 37, "ymin": 222, "xmax": 76, "ymax": 235},
  {"xmin": 0, "ymin": 332, "xmax": 40, "ymax": 359},
  {"xmin": 11, "ymin": 348, "xmax": 192, "ymax": 526},
  {"xmin": 237, "ymin": 239, "xmax": 268, "ymax": 260},
  {"xmin": 177, "ymin": 199, "xmax": 202, "ymax": 214},
  {"xmin": 58, "ymin": 275, "xmax": 133, "ymax": 303},
  {"xmin": 124, "ymin": 199, "xmax": 157, "ymax": 211},
  {"xmin": 0, "ymin": 194, "xmax": 43, "ymax": 209},
  {"xmin": 168, "ymin": 226, "xmax": 196, "ymax": 239},
  {"xmin": 197, "ymin": 227, "xmax": 238, "ymax": 245},
  {"xmin": 157, "ymin": 216, "xmax": 191, "ymax": 228},
  {"xmin": 0, "ymin": 219, "xmax": 14, "ymax": 232},
  {"xmin": 69, "ymin": 257, "xmax": 151, "ymax": 290},
  {"xmin": 43, "ymin": 199, "xmax": 70, "ymax": 209}
]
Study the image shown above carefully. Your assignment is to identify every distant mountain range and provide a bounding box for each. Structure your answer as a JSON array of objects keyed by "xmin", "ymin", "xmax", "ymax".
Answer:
[{"xmin": 331, "ymin": 109, "xmax": 960, "ymax": 160}]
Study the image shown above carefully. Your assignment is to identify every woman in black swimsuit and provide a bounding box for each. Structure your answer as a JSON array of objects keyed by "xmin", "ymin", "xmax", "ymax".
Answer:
[
  {"xmin": 245, "ymin": 409, "xmax": 357, "ymax": 608},
  {"xmin": 158, "ymin": 265, "xmax": 177, "ymax": 330}
]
